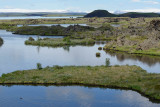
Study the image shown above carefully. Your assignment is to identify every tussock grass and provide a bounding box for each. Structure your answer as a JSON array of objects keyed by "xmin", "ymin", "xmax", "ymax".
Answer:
[{"xmin": 0, "ymin": 65, "xmax": 160, "ymax": 100}]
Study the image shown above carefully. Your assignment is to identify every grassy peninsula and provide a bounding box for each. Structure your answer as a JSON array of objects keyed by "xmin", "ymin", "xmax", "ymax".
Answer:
[
  {"xmin": 25, "ymin": 37, "xmax": 95, "ymax": 47},
  {"xmin": 1, "ymin": 65, "xmax": 160, "ymax": 101}
]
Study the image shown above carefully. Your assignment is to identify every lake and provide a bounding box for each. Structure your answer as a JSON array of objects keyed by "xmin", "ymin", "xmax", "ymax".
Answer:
[
  {"xmin": 0, "ymin": 30, "xmax": 160, "ymax": 74},
  {"xmin": 0, "ymin": 85, "xmax": 159, "ymax": 107},
  {"xmin": 0, "ymin": 29, "xmax": 160, "ymax": 106},
  {"xmin": 0, "ymin": 16, "xmax": 82, "ymax": 20}
]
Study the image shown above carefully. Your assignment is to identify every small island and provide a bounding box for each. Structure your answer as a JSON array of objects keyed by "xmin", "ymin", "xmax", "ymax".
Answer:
[{"xmin": 25, "ymin": 37, "xmax": 95, "ymax": 47}]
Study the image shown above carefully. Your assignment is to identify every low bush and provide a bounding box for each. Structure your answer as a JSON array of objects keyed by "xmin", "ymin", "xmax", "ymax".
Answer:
[
  {"xmin": 37, "ymin": 63, "xmax": 42, "ymax": 70},
  {"xmin": 96, "ymin": 52, "xmax": 101, "ymax": 57}
]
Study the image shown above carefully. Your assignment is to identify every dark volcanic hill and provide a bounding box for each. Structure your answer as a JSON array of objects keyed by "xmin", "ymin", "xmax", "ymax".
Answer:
[{"xmin": 84, "ymin": 10, "xmax": 116, "ymax": 18}]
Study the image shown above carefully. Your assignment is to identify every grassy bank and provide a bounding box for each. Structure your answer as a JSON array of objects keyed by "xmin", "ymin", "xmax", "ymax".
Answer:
[
  {"xmin": 104, "ymin": 46, "xmax": 160, "ymax": 56},
  {"xmin": 25, "ymin": 38, "xmax": 95, "ymax": 47},
  {"xmin": 0, "ymin": 65, "xmax": 160, "ymax": 101}
]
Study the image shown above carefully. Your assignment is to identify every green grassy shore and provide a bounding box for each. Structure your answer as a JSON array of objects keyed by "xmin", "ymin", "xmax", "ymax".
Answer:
[
  {"xmin": 25, "ymin": 38, "xmax": 95, "ymax": 47},
  {"xmin": 103, "ymin": 44, "xmax": 160, "ymax": 56},
  {"xmin": 0, "ymin": 65, "xmax": 160, "ymax": 101}
]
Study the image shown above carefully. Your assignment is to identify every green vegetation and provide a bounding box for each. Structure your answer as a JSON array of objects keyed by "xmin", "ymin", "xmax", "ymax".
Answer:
[
  {"xmin": 0, "ymin": 37, "xmax": 3, "ymax": 47},
  {"xmin": 96, "ymin": 52, "xmax": 101, "ymax": 57},
  {"xmin": 0, "ymin": 17, "xmax": 131, "ymax": 25},
  {"xmin": 0, "ymin": 23, "xmax": 17, "ymax": 31},
  {"xmin": 28, "ymin": 37, "xmax": 35, "ymax": 41},
  {"xmin": 13, "ymin": 25, "xmax": 95, "ymax": 36},
  {"xmin": 37, "ymin": 63, "xmax": 42, "ymax": 70},
  {"xmin": 25, "ymin": 38, "xmax": 95, "ymax": 47},
  {"xmin": 104, "ymin": 46, "xmax": 160, "ymax": 56},
  {"xmin": 98, "ymin": 47, "xmax": 102, "ymax": 50},
  {"xmin": 1, "ymin": 65, "xmax": 160, "ymax": 100},
  {"xmin": 104, "ymin": 19, "xmax": 160, "ymax": 56},
  {"xmin": 13, "ymin": 24, "xmax": 115, "ymax": 40},
  {"xmin": 0, "ymin": 18, "xmax": 89, "ymax": 25}
]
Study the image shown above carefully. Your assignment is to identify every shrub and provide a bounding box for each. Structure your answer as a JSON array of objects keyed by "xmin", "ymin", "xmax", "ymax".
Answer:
[
  {"xmin": 54, "ymin": 65, "xmax": 63, "ymax": 70},
  {"xmin": 96, "ymin": 52, "xmax": 101, "ymax": 57},
  {"xmin": 37, "ymin": 63, "xmax": 42, "ymax": 70},
  {"xmin": 28, "ymin": 37, "xmax": 35, "ymax": 41},
  {"xmin": 63, "ymin": 37, "xmax": 71, "ymax": 43},
  {"xmin": 114, "ymin": 65, "xmax": 120, "ymax": 67},
  {"xmin": 98, "ymin": 47, "xmax": 102, "ymax": 50},
  {"xmin": 98, "ymin": 24, "xmax": 113, "ymax": 31},
  {"xmin": 105, "ymin": 58, "xmax": 110, "ymax": 67}
]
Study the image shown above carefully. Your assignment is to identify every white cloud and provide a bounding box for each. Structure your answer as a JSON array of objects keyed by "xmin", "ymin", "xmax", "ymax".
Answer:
[
  {"xmin": 0, "ymin": 8, "xmax": 86, "ymax": 13},
  {"xmin": 114, "ymin": 8, "xmax": 160, "ymax": 14},
  {"xmin": 132, "ymin": 0, "xmax": 159, "ymax": 4},
  {"xmin": 123, "ymin": 8, "xmax": 160, "ymax": 13},
  {"xmin": 0, "ymin": 8, "xmax": 66, "ymax": 13}
]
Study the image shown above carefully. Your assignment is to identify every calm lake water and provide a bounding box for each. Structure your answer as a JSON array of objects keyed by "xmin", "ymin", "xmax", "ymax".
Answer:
[
  {"xmin": 0, "ymin": 85, "xmax": 159, "ymax": 107},
  {"xmin": 0, "ymin": 29, "xmax": 160, "ymax": 106},
  {"xmin": 0, "ymin": 16, "xmax": 82, "ymax": 20}
]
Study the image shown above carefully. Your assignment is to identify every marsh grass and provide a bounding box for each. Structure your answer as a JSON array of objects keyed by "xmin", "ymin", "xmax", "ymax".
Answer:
[
  {"xmin": 25, "ymin": 38, "xmax": 95, "ymax": 47},
  {"xmin": 98, "ymin": 47, "xmax": 102, "ymax": 50},
  {"xmin": 0, "ymin": 65, "xmax": 160, "ymax": 100}
]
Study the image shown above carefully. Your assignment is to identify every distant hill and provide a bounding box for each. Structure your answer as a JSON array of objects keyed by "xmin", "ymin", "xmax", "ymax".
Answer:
[
  {"xmin": 119, "ymin": 12, "xmax": 160, "ymax": 18},
  {"xmin": 84, "ymin": 10, "xmax": 116, "ymax": 18},
  {"xmin": 0, "ymin": 12, "xmax": 87, "ymax": 17},
  {"xmin": 84, "ymin": 10, "xmax": 160, "ymax": 18}
]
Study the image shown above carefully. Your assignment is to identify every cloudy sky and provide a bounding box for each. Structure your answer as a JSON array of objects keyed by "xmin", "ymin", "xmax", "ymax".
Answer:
[{"xmin": 0, "ymin": 0, "xmax": 160, "ymax": 13}]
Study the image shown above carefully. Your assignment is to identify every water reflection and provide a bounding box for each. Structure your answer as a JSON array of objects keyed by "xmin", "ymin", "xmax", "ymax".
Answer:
[
  {"xmin": 106, "ymin": 51, "xmax": 160, "ymax": 67},
  {"xmin": 111, "ymin": 24, "xmax": 121, "ymax": 27},
  {"xmin": 0, "ymin": 85, "xmax": 159, "ymax": 107},
  {"xmin": 0, "ymin": 41, "xmax": 3, "ymax": 47},
  {"xmin": 63, "ymin": 46, "xmax": 70, "ymax": 52}
]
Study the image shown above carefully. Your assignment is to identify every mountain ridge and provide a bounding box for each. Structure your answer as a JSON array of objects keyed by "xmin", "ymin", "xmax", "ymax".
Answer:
[{"xmin": 84, "ymin": 10, "xmax": 160, "ymax": 18}]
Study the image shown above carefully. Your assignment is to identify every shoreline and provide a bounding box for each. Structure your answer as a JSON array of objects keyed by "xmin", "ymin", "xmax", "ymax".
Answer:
[
  {"xmin": 0, "ymin": 83, "xmax": 160, "ymax": 103},
  {"xmin": 1, "ymin": 65, "xmax": 160, "ymax": 101},
  {"xmin": 103, "ymin": 48, "xmax": 160, "ymax": 56}
]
